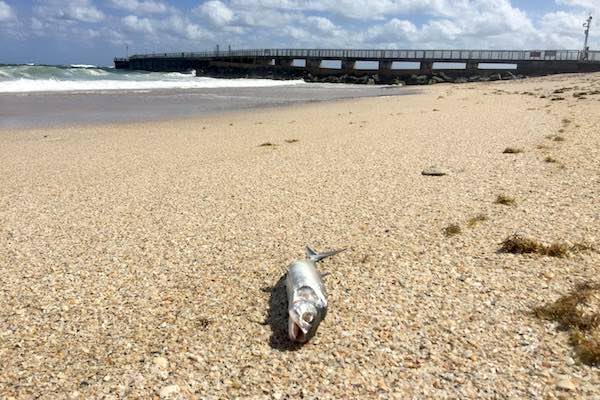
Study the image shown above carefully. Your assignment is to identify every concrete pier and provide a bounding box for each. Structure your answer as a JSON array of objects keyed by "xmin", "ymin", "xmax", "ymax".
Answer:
[{"xmin": 115, "ymin": 48, "xmax": 600, "ymax": 84}]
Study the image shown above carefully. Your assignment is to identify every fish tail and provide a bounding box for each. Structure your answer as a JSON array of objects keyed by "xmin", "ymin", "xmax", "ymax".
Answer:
[{"xmin": 305, "ymin": 246, "xmax": 346, "ymax": 262}]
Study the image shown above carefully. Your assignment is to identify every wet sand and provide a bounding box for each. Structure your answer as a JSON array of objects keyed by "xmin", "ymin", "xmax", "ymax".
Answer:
[
  {"xmin": 0, "ymin": 74, "xmax": 599, "ymax": 399},
  {"xmin": 0, "ymin": 84, "xmax": 411, "ymax": 129}
]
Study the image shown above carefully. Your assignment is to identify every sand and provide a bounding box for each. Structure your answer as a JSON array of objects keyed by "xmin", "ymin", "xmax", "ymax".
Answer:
[
  {"xmin": 1, "ymin": 74, "xmax": 599, "ymax": 399},
  {"xmin": 0, "ymin": 85, "xmax": 412, "ymax": 129}
]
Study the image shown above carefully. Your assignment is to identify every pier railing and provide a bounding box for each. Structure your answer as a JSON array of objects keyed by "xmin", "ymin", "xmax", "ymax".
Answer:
[{"xmin": 125, "ymin": 48, "xmax": 600, "ymax": 62}]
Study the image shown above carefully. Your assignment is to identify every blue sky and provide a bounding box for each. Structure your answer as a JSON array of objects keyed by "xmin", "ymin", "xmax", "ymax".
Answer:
[{"xmin": 0, "ymin": 0, "xmax": 598, "ymax": 65}]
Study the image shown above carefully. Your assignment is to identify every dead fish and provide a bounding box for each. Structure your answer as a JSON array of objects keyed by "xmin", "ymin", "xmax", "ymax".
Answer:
[{"xmin": 286, "ymin": 246, "xmax": 345, "ymax": 343}]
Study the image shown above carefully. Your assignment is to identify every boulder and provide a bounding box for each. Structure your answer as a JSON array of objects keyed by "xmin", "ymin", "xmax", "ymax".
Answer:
[
  {"xmin": 323, "ymin": 76, "xmax": 341, "ymax": 83},
  {"xmin": 437, "ymin": 72, "xmax": 452, "ymax": 82}
]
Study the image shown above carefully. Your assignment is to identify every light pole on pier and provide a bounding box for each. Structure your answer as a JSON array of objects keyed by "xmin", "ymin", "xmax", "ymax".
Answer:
[{"xmin": 582, "ymin": 14, "xmax": 592, "ymax": 60}]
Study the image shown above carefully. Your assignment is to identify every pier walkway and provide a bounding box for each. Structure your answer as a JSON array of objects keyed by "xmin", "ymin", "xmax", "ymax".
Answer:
[{"xmin": 114, "ymin": 48, "xmax": 600, "ymax": 82}]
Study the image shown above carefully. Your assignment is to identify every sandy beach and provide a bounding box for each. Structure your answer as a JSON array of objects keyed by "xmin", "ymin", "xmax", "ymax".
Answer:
[{"xmin": 1, "ymin": 74, "xmax": 599, "ymax": 399}]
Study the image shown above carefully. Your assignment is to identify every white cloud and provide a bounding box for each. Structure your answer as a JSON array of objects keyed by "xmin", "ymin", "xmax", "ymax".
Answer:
[
  {"xmin": 229, "ymin": 0, "xmax": 452, "ymax": 20},
  {"xmin": 164, "ymin": 14, "xmax": 211, "ymax": 40},
  {"xmin": 122, "ymin": 15, "xmax": 155, "ymax": 34},
  {"xmin": 197, "ymin": 0, "xmax": 235, "ymax": 26},
  {"xmin": 34, "ymin": 0, "xmax": 105, "ymax": 23},
  {"xmin": 305, "ymin": 16, "xmax": 337, "ymax": 33},
  {"xmin": 556, "ymin": 0, "xmax": 599, "ymax": 9},
  {"xmin": 9, "ymin": 0, "xmax": 600, "ymax": 64},
  {"xmin": 107, "ymin": 0, "xmax": 170, "ymax": 14},
  {"xmin": 282, "ymin": 25, "xmax": 311, "ymax": 41},
  {"xmin": 0, "ymin": 0, "xmax": 15, "ymax": 22},
  {"xmin": 365, "ymin": 19, "xmax": 417, "ymax": 44},
  {"xmin": 214, "ymin": 0, "xmax": 547, "ymax": 49},
  {"xmin": 118, "ymin": 13, "xmax": 212, "ymax": 43},
  {"xmin": 236, "ymin": 8, "xmax": 299, "ymax": 28},
  {"xmin": 539, "ymin": 10, "xmax": 598, "ymax": 49},
  {"xmin": 358, "ymin": 0, "xmax": 544, "ymax": 49}
]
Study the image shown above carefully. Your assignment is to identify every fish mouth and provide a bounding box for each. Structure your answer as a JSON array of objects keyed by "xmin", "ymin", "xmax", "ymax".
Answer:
[{"xmin": 290, "ymin": 322, "xmax": 309, "ymax": 343}]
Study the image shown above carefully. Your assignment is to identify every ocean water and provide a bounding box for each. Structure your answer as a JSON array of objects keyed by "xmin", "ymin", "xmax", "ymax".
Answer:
[{"xmin": 0, "ymin": 64, "xmax": 306, "ymax": 93}]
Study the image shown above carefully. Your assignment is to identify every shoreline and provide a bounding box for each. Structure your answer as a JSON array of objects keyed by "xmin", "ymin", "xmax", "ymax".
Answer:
[
  {"xmin": 0, "ymin": 84, "xmax": 414, "ymax": 130},
  {"xmin": 1, "ymin": 73, "xmax": 599, "ymax": 398},
  {"xmin": 0, "ymin": 91, "xmax": 411, "ymax": 134}
]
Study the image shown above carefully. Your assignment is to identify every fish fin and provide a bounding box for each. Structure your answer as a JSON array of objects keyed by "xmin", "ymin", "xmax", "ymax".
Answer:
[
  {"xmin": 305, "ymin": 246, "xmax": 346, "ymax": 263},
  {"xmin": 305, "ymin": 245, "xmax": 318, "ymax": 259}
]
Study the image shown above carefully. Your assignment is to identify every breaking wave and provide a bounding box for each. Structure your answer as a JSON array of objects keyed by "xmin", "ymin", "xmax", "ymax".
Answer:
[{"xmin": 0, "ymin": 64, "xmax": 305, "ymax": 93}]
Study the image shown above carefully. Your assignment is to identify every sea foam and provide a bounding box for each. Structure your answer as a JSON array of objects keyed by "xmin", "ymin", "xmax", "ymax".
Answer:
[{"xmin": 0, "ymin": 65, "xmax": 305, "ymax": 93}]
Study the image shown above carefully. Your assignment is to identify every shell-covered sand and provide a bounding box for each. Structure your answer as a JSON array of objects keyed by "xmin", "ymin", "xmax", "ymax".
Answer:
[{"xmin": 1, "ymin": 74, "xmax": 599, "ymax": 399}]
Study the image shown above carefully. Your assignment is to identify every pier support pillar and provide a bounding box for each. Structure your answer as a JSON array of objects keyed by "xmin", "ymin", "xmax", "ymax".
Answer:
[
  {"xmin": 420, "ymin": 61, "xmax": 434, "ymax": 74},
  {"xmin": 379, "ymin": 60, "xmax": 393, "ymax": 73},
  {"xmin": 307, "ymin": 59, "xmax": 322, "ymax": 73},
  {"xmin": 341, "ymin": 60, "xmax": 356, "ymax": 74},
  {"xmin": 466, "ymin": 61, "xmax": 479, "ymax": 73}
]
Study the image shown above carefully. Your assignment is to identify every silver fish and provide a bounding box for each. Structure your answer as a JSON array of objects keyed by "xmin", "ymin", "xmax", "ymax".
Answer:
[{"xmin": 286, "ymin": 246, "xmax": 345, "ymax": 343}]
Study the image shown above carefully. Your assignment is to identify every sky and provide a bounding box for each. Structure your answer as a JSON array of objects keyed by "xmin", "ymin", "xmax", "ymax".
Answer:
[{"xmin": 0, "ymin": 0, "xmax": 598, "ymax": 65}]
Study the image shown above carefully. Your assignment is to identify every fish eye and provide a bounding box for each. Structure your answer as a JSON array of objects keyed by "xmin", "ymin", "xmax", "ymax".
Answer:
[{"xmin": 302, "ymin": 312, "xmax": 314, "ymax": 323}]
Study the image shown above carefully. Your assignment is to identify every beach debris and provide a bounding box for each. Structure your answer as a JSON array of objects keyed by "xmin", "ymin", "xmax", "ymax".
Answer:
[
  {"xmin": 421, "ymin": 166, "xmax": 447, "ymax": 176},
  {"xmin": 153, "ymin": 356, "xmax": 169, "ymax": 370},
  {"xmin": 556, "ymin": 377, "xmax": 577, "ymax": 391},
  {"xmin": 443, "ymin": 224, "xmax": 462, "ymax": 237},
  {"xmin": 259, "ymin": 142, "xmax": 276, "ymax": 147},
  {"xmin": 499, "ymin": 234, "xmax": 544, "ymax": 254},
  {"xmin": 503, "ymin": 147, "xmax": 524, "ymax": 154},
  {"xmin": 159, "ymin": 384, "xmax": 181, "ymax": 399},
  {"xmin": 285, "ymin": 139, "xmax": 299, "ymax": 143},
  {"xmin": 467, "ymin": 214, "xmax": 488, "ymax": 227},
  {"xmin": 499, "ymin": 234, "xmax": 570, "ymax": 257},
  {"xmin": 286, "ymin": 246, "xmax": 345, "ymax": 343},
  {"xmin": 495, "ymin": 194, "xmax": 516, "ymax": 206},
  {"xmin": 534, "ymin": 282, "xmax": 600, "ymax": 366}
]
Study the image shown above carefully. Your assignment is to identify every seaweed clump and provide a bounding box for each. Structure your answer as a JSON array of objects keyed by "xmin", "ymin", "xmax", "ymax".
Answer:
[
  {"xmin": 499, "ymin": 234, "xmax": 570, "ymax": 258},
  {"xmin": 534, "ymin": 282, "xmax": 600, "ymax": 366},
  {"xmin": 503, "ymin": 147, "xmax": 524, "ymax": 154},
  {"xmin": 467, "ymin": 214, "xmax": 488, "ymax": 227},
  {"xmin": 500, "ymin": 235, "xmax": 596, "ymax": 258},
  {"xmin": 443, "ymin": 224, "xmax": 462, "ymax": 237},
  {"xmin": 499, "ymin": 234, "xmax": 544, "ymax": 254},
  {"xmin": 495, "ymin": 194, "xmax": 516, "ymax": 206}
]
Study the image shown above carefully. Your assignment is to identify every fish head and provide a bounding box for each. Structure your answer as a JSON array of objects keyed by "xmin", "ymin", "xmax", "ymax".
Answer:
[{"xmin": 288, "ymin": 300, "xmax": 320, "ymax": 343}]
